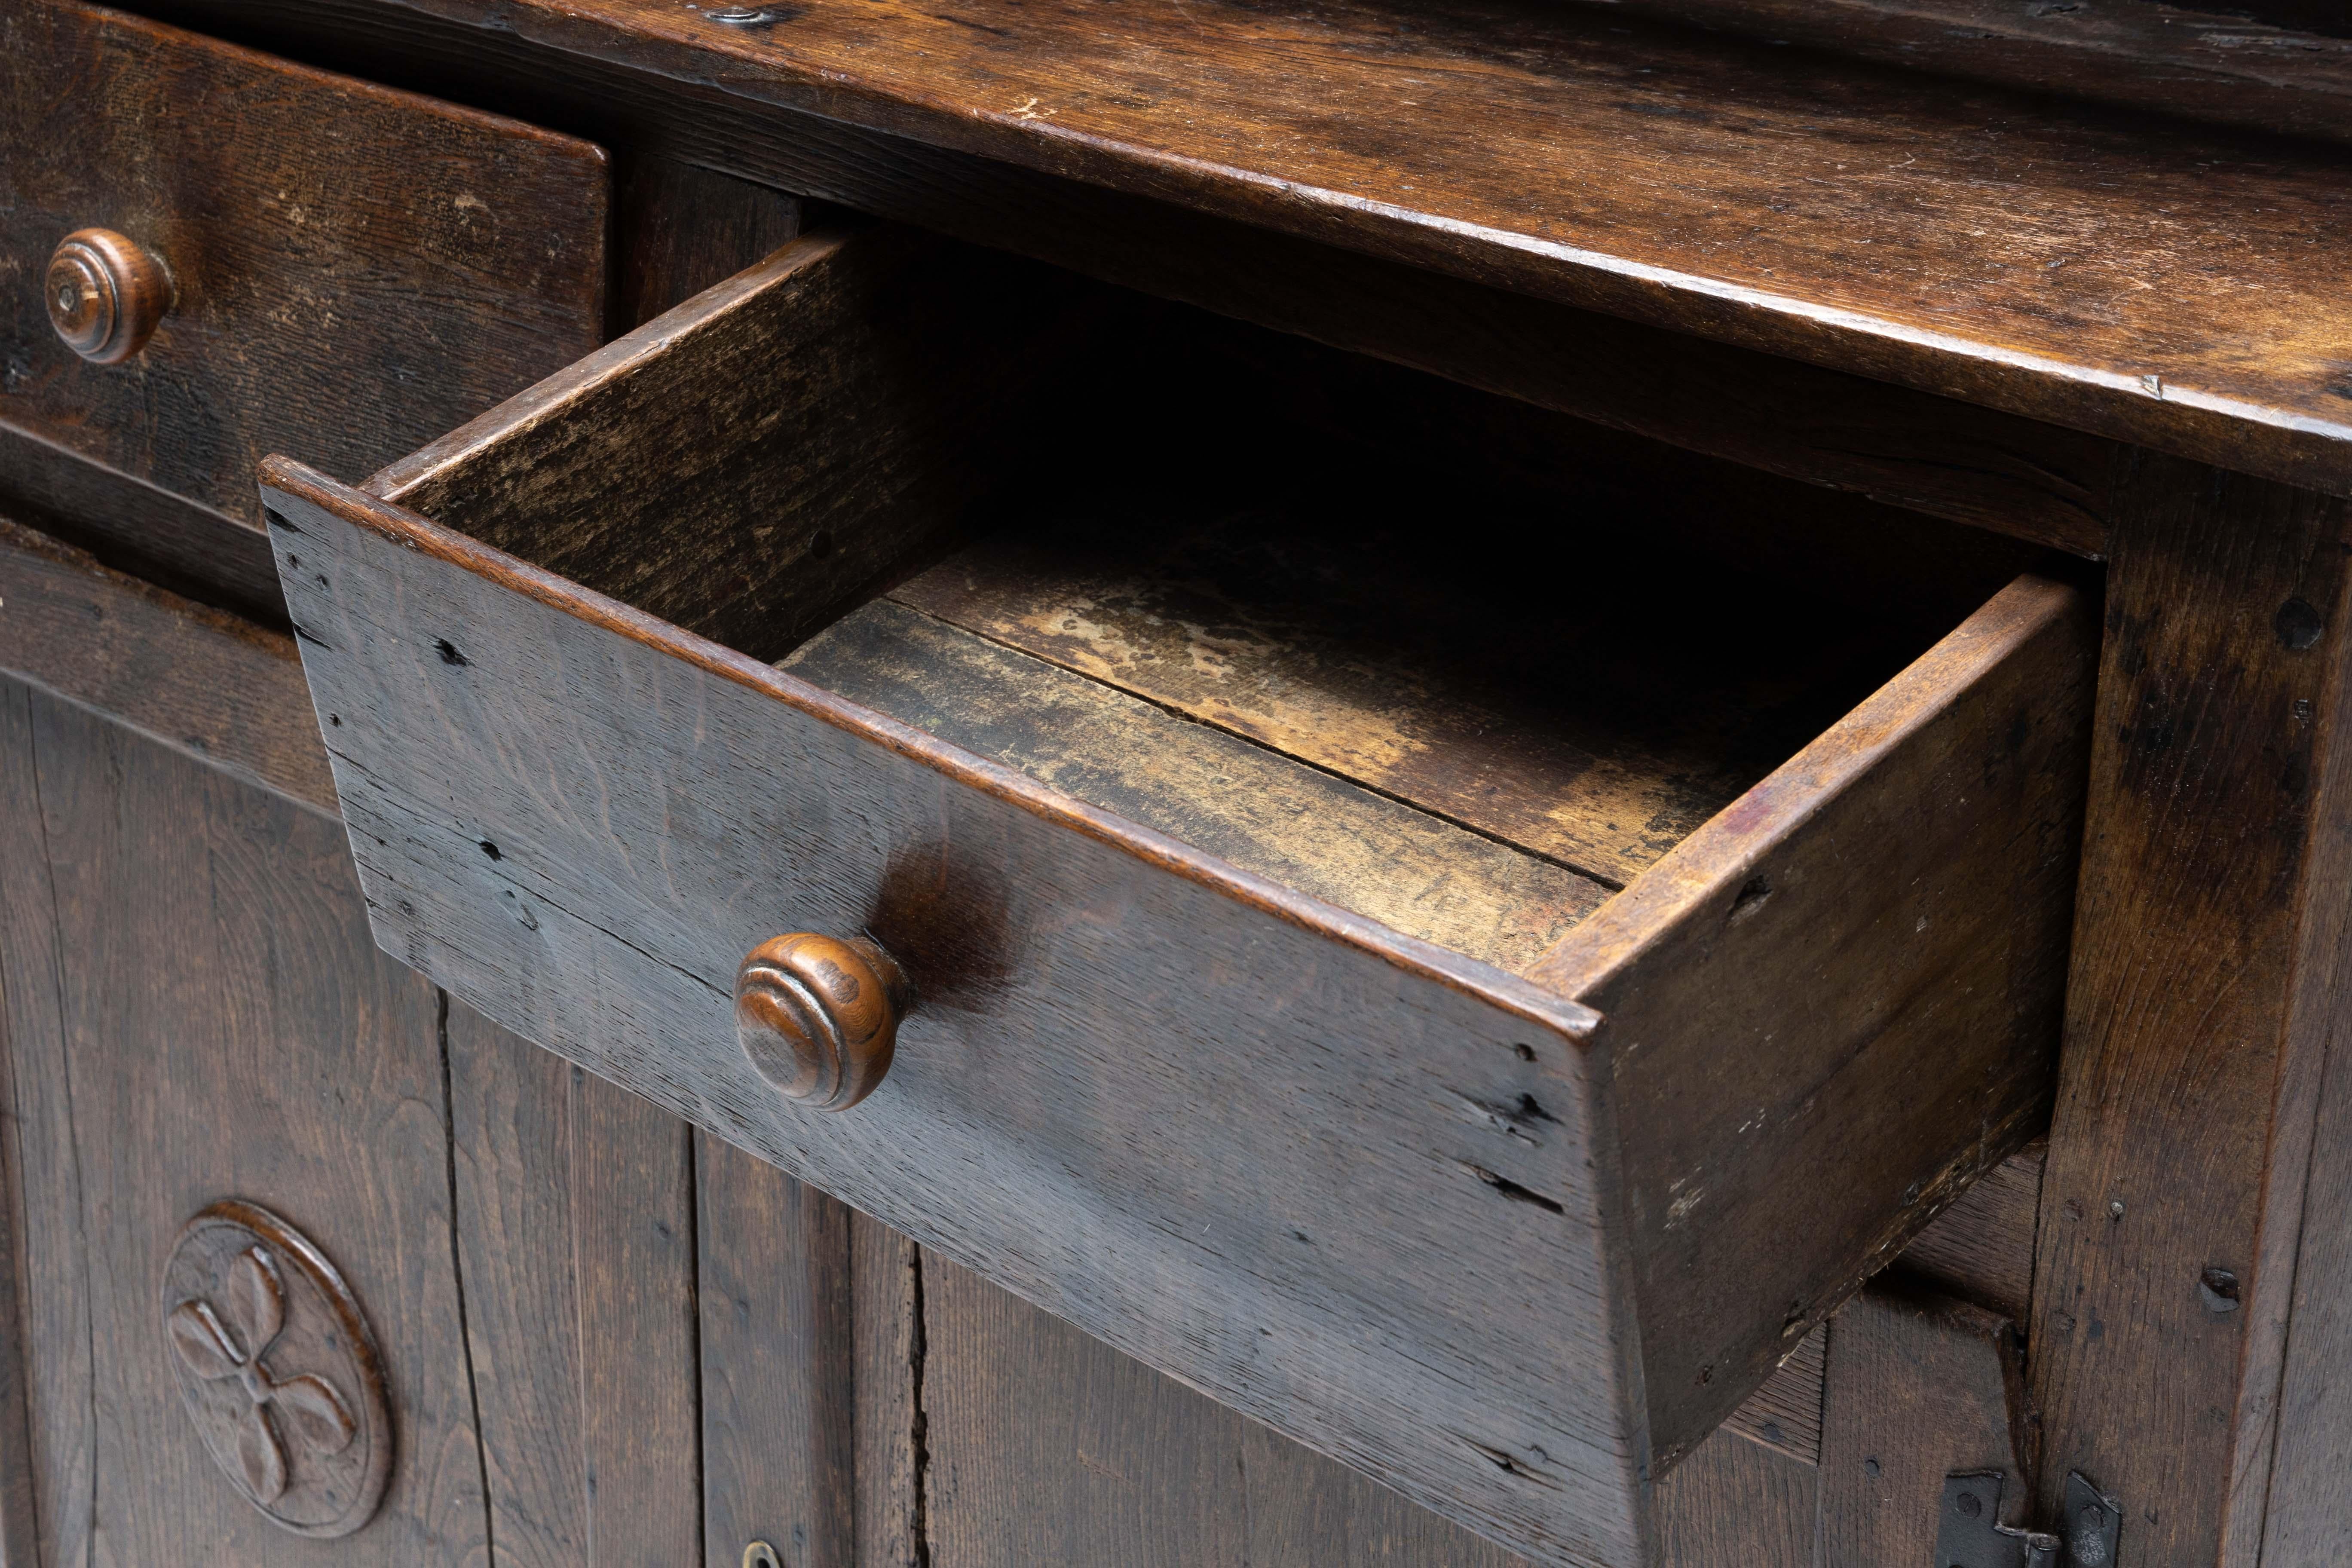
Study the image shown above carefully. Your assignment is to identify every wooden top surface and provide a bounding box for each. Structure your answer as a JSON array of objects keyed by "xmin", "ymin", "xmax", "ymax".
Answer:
[{"xmin": 393, "ymin": 0, "xmax": 2352, "ymax": 492}]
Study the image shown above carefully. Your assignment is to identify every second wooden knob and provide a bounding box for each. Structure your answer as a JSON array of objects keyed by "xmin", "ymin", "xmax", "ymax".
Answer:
[
  {"xmin": 734, "ymin": 933, "xmax": 907, "ymax": 1111},
  {"xmin": 47, "ymin": 228, "xmax": 172, "ymax": 364}
]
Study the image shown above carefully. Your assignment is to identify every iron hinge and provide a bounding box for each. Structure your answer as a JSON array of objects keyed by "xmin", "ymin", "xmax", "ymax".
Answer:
[{"xmin": 1935, "ymin": 1470, "xmax": 2122, "ymax": 1568}]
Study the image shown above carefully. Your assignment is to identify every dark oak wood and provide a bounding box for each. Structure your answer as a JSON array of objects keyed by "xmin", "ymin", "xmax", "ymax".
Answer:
[
  {"xmin": 266, "ymin": 463, "xmax": 1645, "ymax": 1567},
  {"xmin": 0, "ymin": 512, "xmax": 336, "ymax": 814},
  {"xmin": 1817, "ymin": 1283, "xmax": 2033, "ymax": 1568},
  {"xmin": 697, "ymin": 1141, "xmax": 856, "ymax": 1568},
  {"xmin": 1551, "ymin": 0, "xmax": 2352, "ymax": 149},
  {"xmin": 0, "ymin": 420, "xmax": 282, "ymax": 626},
  {"xmin": 614, "ymin": 157, "xmax": 805, "ymax": 333},
  {"xmin": 1527, "ymin": 576, "xmax": 2091, "ymax": 1464},
  {"xmin": 0, "ymin": 675, "xmax": 489, "ymax": 1562},
  {"xmin": 260, "ymin": 312, "xmax": 2086, "ymax": 1567},
  {"xmin": 444, "ymin": 1004, "xmax": 704, "ymax": 1568},
  {"xmin": 851, "ymin": 1211, "xmax": 923, "ymax": 1568},
  {"xmin": 785, "ymin": 600, "xmax": 1609, "ymax": 975},
  {"xmin": 126, "ymin": 0, "xmax": 2352, "ymax": 497},
  {"xmin": 125, "ymin": 0, "xmax": 2120, "ymax": 559},
  {"xmin": 2029, "ymin": 455, "xmax": 2352, "ymax": 1566},
  {"xmin": 1892, "ymin": 1142, "xmax": 2045, "ymax": 1323},
  {"xmin": 374, "ymin": 228, "xmax": 1097, "ymax": 662},
  {"xmin": 0, "ymin": 0, "xmax": 609, "ymax": 522},
  {"xmin": 2261, "ymin": 1010, "xmax": 2352, "ymax": 1562}
]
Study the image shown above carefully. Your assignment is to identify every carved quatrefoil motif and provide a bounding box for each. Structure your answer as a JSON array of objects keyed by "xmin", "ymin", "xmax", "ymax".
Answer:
[{"xmin": 160, "ymin": 1202, "xmax": 393, "ymax": 1537}]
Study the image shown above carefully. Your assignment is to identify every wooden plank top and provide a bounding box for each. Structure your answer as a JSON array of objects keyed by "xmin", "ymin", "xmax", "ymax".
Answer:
[{"xmin": 382, "ymin": 0, "xmax": 2352, "ymax": 493}]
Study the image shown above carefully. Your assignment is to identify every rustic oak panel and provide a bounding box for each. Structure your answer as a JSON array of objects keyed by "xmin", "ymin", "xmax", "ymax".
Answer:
[
  {"xmin": 0, "ymin": 0, "xmax": 608, "ymax": 522},
  {"xmin": 121, "ymin": 0, "xmax": 2122, "ymax": 557},
  {"xmin": 2030, "ymin": 456, "xmax": 2352, "ymax": 1565},
  {"xmin": 445, "ymin": 1005, "xmax": 703, "ymax": 1568},
  {"xmin": 156, "ymin": 0, "xmax": 2352, "ymax": 494},
  {"xmin": 1817, "ymin": 1284, "xmax": 2032, "ymax": 1568},
  {"xmin": 0, "ymin": 512, "xmax": 334, "ymax": 814},
  {"xmin": 1648, "ymin": 1426, "xmax": 1818, "ymax": 1568},
  {"xmin": 2262, "ymin": 1016, "xmax": 2352, "ymax": 1563},
  {"xmin": 374, "ymin": 227, "xmax": 1096, "ymax": 662},
  {"xmin": 786, "ymin": 600, "xmax": 1608, "ymax": 972},
  {"xmin": 698, "ymin": 1141, "xmax": 855, "ymax": 1568},
  {"xmin": 1547, "ymin": 0, "xmax": 2352, "ymax": 148},
  {"xmin": 852, "ymin": 1213, "xmax": 922, "ymax": 1568},
  {"xmin": 265, "ymin": 465, "xmax": 1647, "ymax": 1567},
  {"xmin": 1895, "ymin": 1141, "xmax": 2045, "ymax": 1322},
  {"xmin": 1528, "ymin": 575, "xmax": 2092, "ymax": 1465},
  {"xmin": 12, "ymin": 682, "xmax": 488, "ymax": 1561},
  {"xmin": 0, "ymin": 679, "xmax": 92, "ymax": 1568},
  {"xmin": 0, "ymin": 420, "xmax": 282, "ymax": 626}
]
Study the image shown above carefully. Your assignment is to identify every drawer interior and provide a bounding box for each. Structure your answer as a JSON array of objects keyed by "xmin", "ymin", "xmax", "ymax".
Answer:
[{"xmin": 377, "ymin": 225, "xmax": 2044, "ymax": 981}]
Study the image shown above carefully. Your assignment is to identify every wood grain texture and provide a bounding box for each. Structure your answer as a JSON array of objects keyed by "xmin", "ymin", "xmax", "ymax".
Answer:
[
  {"xmin": 613, "ymin": 157, "xmax": 804, "ymax": 333},
  {"xmin": 698, "ymin": 1141, "xmax": 855, "ymax": 1568},
  {"xmin": 129, "ymin": 0, "xmax": 2119, "ymax": 557},
  {"xmin": 0, "ymin": 679, "xmax": 90, "ymax": 1568},
  {"xmin": 852, "ymin": 1213, "xmax": 922, "ymax": 1568},
  {"xmin": 0, "ymin": 417, "xmax": 284, "ymax": 626},
  {"xmin": 265, "ymin": 466, "xmax": 1651, "ymax": 1566},
  {"xmin": 1816, "ymin": 1283, "xmax": 2033, "ymax": 1568},
  {"xmin": 148, "ymin": 0, "xmax": 2352, "ymax": 494},
  {"xmin": 1716, "ymin": 1328, "xmax": 1823, "ymax": 1468},
  {"xmin": 0, "ymin": 511, "xmax": 334, "ymax": 814},
  {"xmin": 0, "ymin": 993, "xmax": 34, "ymax": 1568},
  {"xmin": 920, "ymin": 1246, "xmax": 1539, "ymax": 1568},
  {"xmin": 444, "ymin": 1004, "xmax": 703, "ymax": 1568},
  {"xmin": 2261, "ymin": 1005, "xmax": 2352, "ymax": 1565},
  {"xmin": 7, "ymin": 681, "xmax": 488, "ymax": 1561},
  {"xmin": 0, "ymin": 0, "xmax": 609, "ymax": 523},
  {"xmin": 1544, "ymin": 0, "xmax": 2352, "ymax": 148},
  {"xmin": 784, "ymin": 600, "xmax": 1608, "ymax": 973},
  {"xmin": 1895, "ymin": 1141, "xmax": 2045, "ymax": 1323},
  {"xmin": 1529, "ymin": 575, "xmax": 2093, "ymax": 1468},
  {"xmin": 1648, "ymin": 1423, "xmax": 1818, "ymax": 1568},
  {"xmin": 2028, "ymin": 455, "xmax": 2352, "ymax": 1568},
  {"xmin": 374, "ymin": 226, "xmax": 1096, "ymax": 662}
]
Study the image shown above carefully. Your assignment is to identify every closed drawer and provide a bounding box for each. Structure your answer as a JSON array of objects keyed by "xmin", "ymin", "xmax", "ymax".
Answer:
[
  {"xmin": 262, "ymin": 230, "xmax": 2093, "ymax": 1568},
  {"xmin": 0, "ymin": 0, "xmax": 606, "ymax": 524}
]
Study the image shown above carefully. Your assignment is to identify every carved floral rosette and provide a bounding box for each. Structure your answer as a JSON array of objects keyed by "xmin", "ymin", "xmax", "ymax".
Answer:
[{"xmin": 159, "ymin": 1200, "xmax": 392, "ymax": 1537}]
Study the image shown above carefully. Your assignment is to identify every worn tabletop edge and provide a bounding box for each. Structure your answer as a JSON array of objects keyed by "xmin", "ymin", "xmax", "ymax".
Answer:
[
  {"xmin": 259, "ymin": 456, "xmax": 1609, "ymax": 1042},
  {"xmin": 363, "ymin": 0, "xmax": 2352, "ymax": 496}
]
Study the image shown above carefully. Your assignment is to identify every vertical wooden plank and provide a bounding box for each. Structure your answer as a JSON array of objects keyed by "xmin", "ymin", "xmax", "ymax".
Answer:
[
  {"xmin": 698, "ymin": 1138, "xmax": 855, "ymax": 1568},
  {"xmin": 612, "ymin": 158, "xmax": 804, "ymax": 331},
  {"xmin": 2258, "ymin": 1022, "xmax": 2352, "ymax": 1565},
  {"xmin": 23, "ymin": 684, "xmax": 487, "ymax": 1560},
  {"xmin": 1651, "ymin": 1425, "xmax": 1820, "ymax": 1568},
  {"xmin": 0, "ymin": 678, "xmax": 79, "ymax": 1568},
  {"xmin": 854, "ymin": 1213, "xmax": 922, "ymax": 1568},
  {"xmin": 2029, "ymin": 455, "xmax": 2352, "ymax": 1565},
  {"xmin": 446, "ymin": 1005, "xmax": 702, "ymax": 1567},
  {"xmin": 1818, "ymin": 1284, "xmax": 2030, "ymax": 1567}
]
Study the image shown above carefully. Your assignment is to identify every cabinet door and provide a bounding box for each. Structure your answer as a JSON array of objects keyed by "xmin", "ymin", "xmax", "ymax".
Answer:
[{"xmin": 0, "ymin": 673, "xmax": 487, "ymax": 1561}]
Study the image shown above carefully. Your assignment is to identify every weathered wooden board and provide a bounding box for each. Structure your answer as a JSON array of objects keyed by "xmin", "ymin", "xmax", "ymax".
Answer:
[
  {"xmin": 1530, "ymin": 574, "xmax": 2092, "ymax": 1466},
  {"xmin": 0, "ymin": 512, "xmax": 334, "ymax": 814},
  {"xmin": 265, "ymin": 465, "xmax": 1646, "ymax": 1568},
  {"xmin": 0, "ymin": 0, "xmax": 608, "ymax": 523},
  {"xmin": 148, "ymin": 0, "xmax": 2352, "ymax": 498}
]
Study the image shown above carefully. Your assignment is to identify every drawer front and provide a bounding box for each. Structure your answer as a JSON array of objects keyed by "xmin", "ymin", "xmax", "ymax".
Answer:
[
  {"xmin": 0, "ymin": 0, "xmax": 606, "ymax": 523},
  {"xmin": 260, "ymin": 234, "xmax": 2090, "ymax": 1568}
]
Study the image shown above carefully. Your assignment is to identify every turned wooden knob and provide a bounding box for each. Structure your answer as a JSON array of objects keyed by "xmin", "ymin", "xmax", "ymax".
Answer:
[
  {"xmin": 735, "ymin": 933, "xmax": 907, "ymax": 1111},
  {"xmin": 47, "ymin": 228, "xmax": 172, "ymax": 364}
]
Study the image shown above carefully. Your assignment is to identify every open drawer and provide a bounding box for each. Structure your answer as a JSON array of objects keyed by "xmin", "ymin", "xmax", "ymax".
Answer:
[{"xmin": 261, "ymin": 228, "xmax": 2092, "ymax": 1568}]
